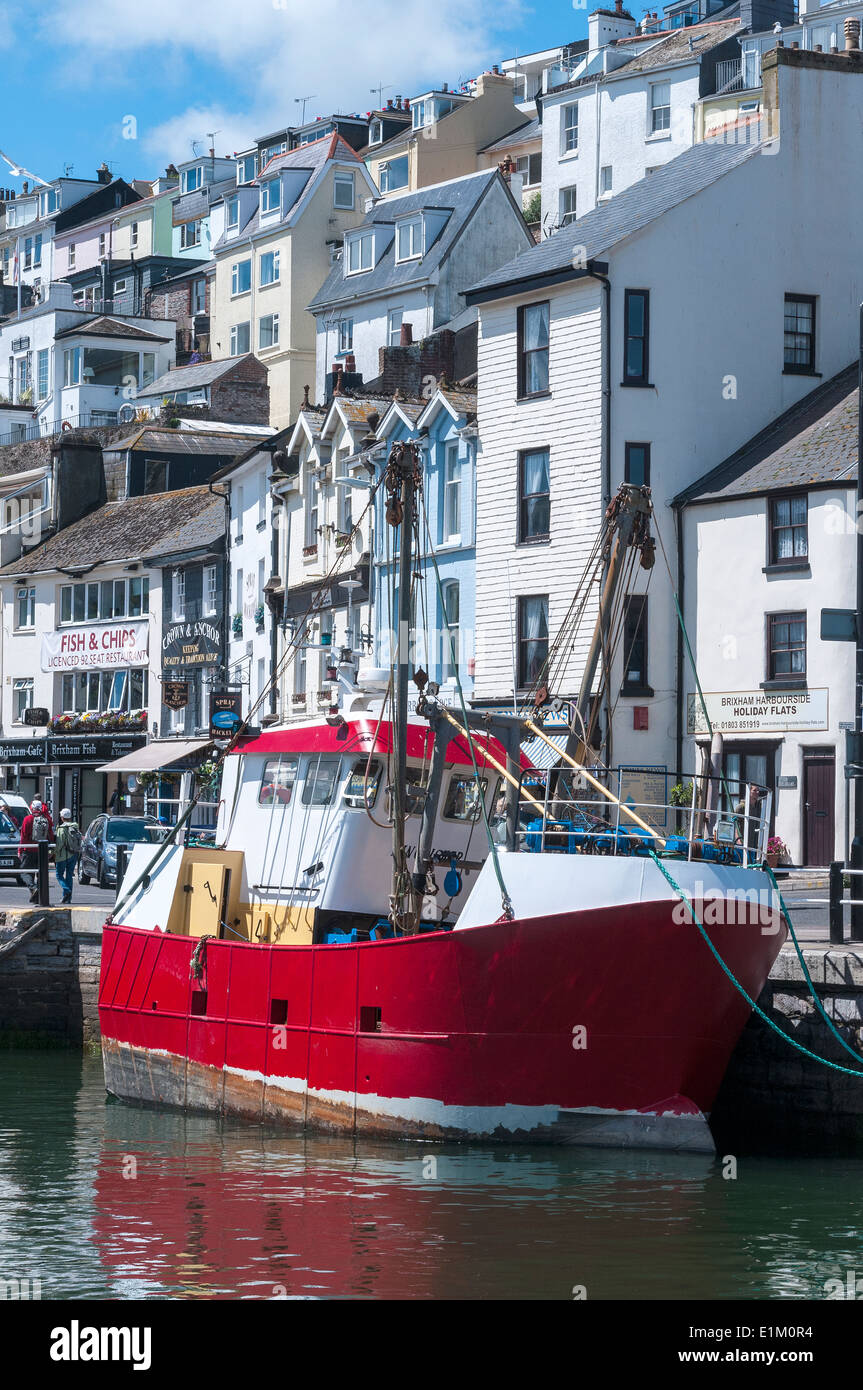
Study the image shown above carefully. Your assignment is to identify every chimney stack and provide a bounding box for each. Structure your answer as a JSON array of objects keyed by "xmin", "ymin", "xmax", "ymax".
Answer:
[
  {"xmin": 97, "ymin": 162, "xmax": 111, "ymax": 184},
  {"xmin": 615, "ymin": 0, "xmax": 624, "ymax": 12},
  {"xmin": 846, "ymin": 16, "xmax": 861, "ymax": 49}
]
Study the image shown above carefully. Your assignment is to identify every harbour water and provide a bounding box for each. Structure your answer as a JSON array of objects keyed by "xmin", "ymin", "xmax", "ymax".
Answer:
[{"xmin": 1, "ymin": 1050, "xmax": 861, "ymax": 1301}]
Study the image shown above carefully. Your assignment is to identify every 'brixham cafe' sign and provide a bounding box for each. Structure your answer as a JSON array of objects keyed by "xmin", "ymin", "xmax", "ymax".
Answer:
[
  {"xmin": 688, "ymin": 688, "xmax": 830, "ymax": 736},
  {"xmin": 0, "ymin": 734, "xmax": 148, "ymax": 765},
  {"xmin": 41, "ymin": 622, "xmax": 149, "ymax": 673},
  {"xmin": 162, "ymin": 620, "xmax": 220, "ymax": 668}
]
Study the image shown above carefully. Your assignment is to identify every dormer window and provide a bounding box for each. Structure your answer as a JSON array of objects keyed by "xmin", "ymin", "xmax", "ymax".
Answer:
[
  {"xmin": 237, "ymin": 154, "xmax": 257, "ymax": 184},
  {"xmin": 412, "ymin": 100, "xmax": 427, "ymax": 129},
  {"xmin": 226, "ymin": 196, "xmax": 239, "ymax": 232},
  {"xmin": 41, "ymin": 188, "xmax": 59, "ymax": 217},
  {"xmin": 396, "ymin": 215, "xmax": 423, "ymax": 262},
  {"xmin": 369, "ymin": 119, "xmax": 383, "ymax": 145},
  {"xmin": 379, "ymin": 155, "xmax": 409, "ymax": 194},
  {"xmin": 261, "ymin": 178, "xmax": 280, "ymax": 214},
  {"xmin": 182, "ymin": 165, "xmax": 203, "ymax": 194},
  {"xmin": 345, "ymin": 230, "xmax": 374, "ymax": 274}
]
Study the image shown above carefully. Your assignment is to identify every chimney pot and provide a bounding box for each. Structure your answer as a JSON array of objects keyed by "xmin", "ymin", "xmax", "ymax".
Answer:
[
  {"xmin": 492, "ymin": 64, "xmax": 499, "ymax": 74},
  {"xmin": 845, "ymin": 16, "xmax": 860, "ymax": 50},
  {"xmin": 615, "ymin": 0, "xmax": 623, "ymax": 12},
  {"xmin": 814, "ymin": 43, "xmax": 822, "ymax": 51},
  {"xmin": 22, "ymin": 181, "xmax": 28, "ymax": 194},
  {"xmin": 791, "ymin": 40, "xmax": 799, "ymax": 48},
  {"xmin": 399, "ymin": 321, "xmax": 413, "ymax": 347}
]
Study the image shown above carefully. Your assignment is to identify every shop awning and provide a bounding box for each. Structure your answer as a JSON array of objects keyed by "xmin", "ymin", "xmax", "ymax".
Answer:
[{"xmin": 96, "ymin": 739, "xmax": 213, "ymax": 774}]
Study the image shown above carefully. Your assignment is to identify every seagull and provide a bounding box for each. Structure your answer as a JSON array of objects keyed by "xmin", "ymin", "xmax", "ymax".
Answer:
[{"xmin": 0, "ymin": 149, "xmax": 50, "ymax": 187}]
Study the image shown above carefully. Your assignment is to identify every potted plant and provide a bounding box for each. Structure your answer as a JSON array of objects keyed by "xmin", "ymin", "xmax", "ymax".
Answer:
[
  {"xmin": 669, "ymin": 781, "xmax": 695, "ymax": 807},
  {"xmin": 765, "ymin": 835, "xmax": 787, "ymax": 869},
  {"xmin": 254, "ymin": 603, "xmax": 265, "ymax": 630},
  {"xmin": 232, "ymin": 612, "xmax": 243, "ymax": 637}
]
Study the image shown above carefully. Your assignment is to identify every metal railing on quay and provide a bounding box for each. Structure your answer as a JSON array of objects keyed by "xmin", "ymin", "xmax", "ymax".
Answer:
[{"xmin": 827, "ymin": 864, "xmax": 863, "ymax": 946}]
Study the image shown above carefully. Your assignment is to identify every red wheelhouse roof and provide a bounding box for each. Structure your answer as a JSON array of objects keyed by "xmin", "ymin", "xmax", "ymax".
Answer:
[{"xmin": 234, "ymin": 717, "xmax": 531, "ymax": 771}]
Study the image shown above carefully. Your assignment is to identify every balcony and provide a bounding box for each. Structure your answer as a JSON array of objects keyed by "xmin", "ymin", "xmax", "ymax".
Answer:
[{"xmin": 713, "ymin": 58, "xmax": 761, "ymax": 95}]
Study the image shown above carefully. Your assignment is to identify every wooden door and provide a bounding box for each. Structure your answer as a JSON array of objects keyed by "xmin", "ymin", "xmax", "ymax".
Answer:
[{"xmin": 803, "ymin": 750, "xmax": 835, "ymax": 867}]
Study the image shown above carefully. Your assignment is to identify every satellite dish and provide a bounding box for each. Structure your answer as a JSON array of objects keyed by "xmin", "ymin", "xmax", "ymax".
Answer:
[{"xmin": 118, "ymin": 403, "xmax": 135, "ymax": 423}]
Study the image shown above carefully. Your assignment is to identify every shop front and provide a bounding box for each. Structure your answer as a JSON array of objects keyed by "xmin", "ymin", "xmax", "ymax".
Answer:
[{"xmin": 0, "ymin": 732, "xmax": 148, "ymax": 824}]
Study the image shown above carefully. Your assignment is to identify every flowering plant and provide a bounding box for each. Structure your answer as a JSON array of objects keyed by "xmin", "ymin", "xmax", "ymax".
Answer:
[{"xmin": 766, "ymin": 835, "xmax": 787, "ymax": 859}]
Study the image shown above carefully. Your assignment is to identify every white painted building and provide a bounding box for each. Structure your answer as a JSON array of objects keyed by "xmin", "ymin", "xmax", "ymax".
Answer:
[
  {"xmin": 308, "ymin": 169, "xmax": 533, "ymax": 401},
  {"xmin": 0, "ymin": 283, "xmax": 174, "ymax": 433},
  {"xmin": 464, "ymin": 49, "xmax": 863, "ymax": 834},
  {"xmin": 679, "ymin": 366, "xmax": 858, "ymax": 866}
]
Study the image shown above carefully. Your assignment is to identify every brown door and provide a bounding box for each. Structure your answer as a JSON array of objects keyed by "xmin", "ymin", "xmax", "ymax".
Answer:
[{"xmin": 803, "ymin": 750, "xmax": 835, "ymax": 867}]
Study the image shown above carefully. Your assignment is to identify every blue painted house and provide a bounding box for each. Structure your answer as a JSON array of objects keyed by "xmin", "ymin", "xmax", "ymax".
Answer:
[{"xmin": 373, "ymin": 386, "xmax": 477, "ymax": 700}]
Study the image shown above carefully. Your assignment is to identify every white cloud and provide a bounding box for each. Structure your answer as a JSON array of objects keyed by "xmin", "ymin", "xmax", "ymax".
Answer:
[{"xmin": 39, "ymin": 0, "xmax": 527, "ymax": 166}]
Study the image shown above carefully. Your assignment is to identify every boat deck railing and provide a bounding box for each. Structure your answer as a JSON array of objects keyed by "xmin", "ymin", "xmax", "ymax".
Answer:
[{"xmin": 511, "ymin": 769, "xmax": 773, "ymax": 868}]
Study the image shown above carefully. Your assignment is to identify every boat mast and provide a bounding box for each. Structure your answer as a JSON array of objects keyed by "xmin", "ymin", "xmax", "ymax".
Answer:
[
  {"xmin": 563, "ymin": 483, "xmax": 653, "ymax": 765},
  {"xmin": 386, "ymin": 441, "xmax": 421, "ymax": 934}
]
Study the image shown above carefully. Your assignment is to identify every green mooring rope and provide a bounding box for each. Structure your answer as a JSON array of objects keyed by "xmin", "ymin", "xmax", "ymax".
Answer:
[{"xmin": 648, "ymin": 850, "xmax": 863, "ymax": 1078}]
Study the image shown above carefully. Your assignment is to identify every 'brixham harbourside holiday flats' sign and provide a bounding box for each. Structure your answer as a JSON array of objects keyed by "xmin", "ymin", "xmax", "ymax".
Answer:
[
  {"xmin": 687, "ymin": 688, "xmax": 829, "ymax": 735},
  {"xmin": 41, "ymin": 622, "xmax": 149, "ymax": 673}
]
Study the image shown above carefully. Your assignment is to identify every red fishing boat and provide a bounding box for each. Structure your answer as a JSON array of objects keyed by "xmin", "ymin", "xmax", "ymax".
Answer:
[{"xmin": 98, "ymin": 469, "xmax": 785, "ymax": 1154}]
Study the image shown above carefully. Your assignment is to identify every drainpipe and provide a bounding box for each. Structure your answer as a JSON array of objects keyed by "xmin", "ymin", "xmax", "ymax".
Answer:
[
  {"xmin": 208, "ymin": 480, "xmax": 231, "ymax": 714},
  {"xmin": 585, "ymin": 264, "xmax": 612, "ymax": 767},
  {"xmin": 673, "ymin": 496, "xmax": 685, "ymax": 785}
]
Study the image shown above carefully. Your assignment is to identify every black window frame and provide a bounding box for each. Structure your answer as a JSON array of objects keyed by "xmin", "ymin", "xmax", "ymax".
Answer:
[
  {"xmin": 517, "ymin": 593, "xmax": 549, "ymax": 691},
  {"xmin": 768, "ymin": 493, "xmax": 808, "ymax": 567},
  {"xmin": 783, "ymin": 293, "xmax": 817, "ymax": 376},
  {"xmin": 621, "ymin": 594, "xmax": 653, "ymax": 697},
  {"xmin": 765, "ymin": 610, "xmax": 807, "ymax": 687},
  {"xmin": 517, "ymin": 446, "xmax": 551, "ymax": 544},
  {"xmin": 623, "ymin": 289, "xmax": 650, "ymax": 387},
  {"xmin": 517, "ymin": 300, "xmax": 550, "ymax": 400},
  {"xmin": 624, "ymin": 441, "xmax": 651, "ymax": 488}
]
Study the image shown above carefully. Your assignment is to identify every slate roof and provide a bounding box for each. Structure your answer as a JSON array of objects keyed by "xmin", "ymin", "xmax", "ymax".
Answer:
[
  {"xmin": 103, "ymin": 427, "xmax": 264, "ymax": 456},
  {"xmin": 0, "ymin": 486, "xmax": 224, "ymax": 576},
  {"xmin": 310, "ymin": 169, "xmax": 506, "ymax": 312},
  {"xmin": 212, "ymin": 134, "xmax": 360, "ymax": 252},
  {"xmin": 479, "ymin": 117, "xmax": 541, "ymax": 154},
  {"xmin": 327, "ymin": 394, "xmax": 394, "ymax": 428},
  {"xmin": 137, "ymin": 356, "xmax": 256, "ymax": 396},
  {"xmin": 546, "ymin": 16, "xmax": 742, "ymax": 97},
  {"xmin": 466, "ymin": 140, "xmax": 761, "ymax": 300},
  {"xmin": 677, "ymin": 365, "xmax": 859, "ymax": 506},
  {"xmin": 54, "ymin": 315, "xmax": 172, "ymax": 343}
]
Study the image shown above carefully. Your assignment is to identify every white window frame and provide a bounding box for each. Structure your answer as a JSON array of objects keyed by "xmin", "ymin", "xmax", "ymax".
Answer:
[
  {"xmin": 172, "ymin": 569, "xmax": 186, "ymax": 622},
  {"xmin": 13, "ymin": 677, "xmax": 34, "ymax": 723},
  {"xmin": 563, "ymin": 103, "xmax": 578, "ymax": 154},
  {"xmin": 226, "ymin": 197, "xmax": 240, "ymax": 232},
  {"xmin": 203, "ymin": 564, "xmax": 218, "ymax": 616},
  {"xmin": 15, "ymin": 586, "xmax": 35, "ymax": 630},
  {"xmin": 396, "ymin": 216, "xmax": 423, "ymax": 262},
  {"xmin": 98, "ymin": 232, "xmax": 107, "ymax": 259},
  {"xmin": 650, "ymin": 82, "xmax": 671, "ymax": 134},
  {"xmin": 261, "ymin": 178, "xmax": 281, "ymax": 215},
  {"xmin": 443, "ymin": 443, "xmax": 461, "ymax": 543},
  {"xmin": 113, "ymin": 278, "xmax": 128, "ymax": 295},
  {"xmin": 387, "ymin": 308, "xmax": 403, "ymax": 347},
  {"xmin": 68, "ymin": 243, "xmax": 76, "ymax": 268},
  {"xmin": 259, "ymin": 249, "xmax": 280, "ymax": 286},
  {"xmin": 231, "ymin": 259, "xmax": 251, "ymax": 296},
  {"xmin": 369, "ymin": 119, "xmax": 383, "ymax": 145},
  {"xmin": 333, "ymin": 173, "xmax": 355, "ymax": 210},
  {"xmin": 230, "ymin": 322, "xmax": 251, "ymax": 356},
  {"xmin": 180, "ymin": 219, "xmax": 202, "ymax": 249},
  {"xmin": 600, "ymin": 165, "xmax": 612, "ymax": 195},
  {"xmin": 130, "ymin": 221, "xmax": 139, "ymax": 249},
  {"xmin": 338, "ymin": 318, "xmax": 353, "ymax": 354},
  {"xmin": 191, "ymin": 278, "xmax": 206, "ymax": 315},
  {"xmin": 259, "ymin": 312, "xmax": 280, "ymax": 349},
  {"xmin": 560, "ymin": 186, "xmax": 577, "ymax": 227},
  {"xmin": 182, "ymin": 165, "xmax": 203, "ymax": 194},
  {"xmin": 345, "ymin": 231, "xmax": 374, "ymax": 274},
  {"xmin": 36, "ymin": 349, "xmax": 49, "ymax": 402}
]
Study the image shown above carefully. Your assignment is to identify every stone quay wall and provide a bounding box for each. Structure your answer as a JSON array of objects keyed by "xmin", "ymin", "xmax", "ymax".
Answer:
[{"xmin": 0, "ymin": 910, "xmax": 101, "ymax": 1049}]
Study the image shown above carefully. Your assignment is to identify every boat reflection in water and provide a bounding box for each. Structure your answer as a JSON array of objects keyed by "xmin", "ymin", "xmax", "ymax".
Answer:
[{"xmin": 92, "ymin": 1103, "xmax": 724, "ymax": 1300}]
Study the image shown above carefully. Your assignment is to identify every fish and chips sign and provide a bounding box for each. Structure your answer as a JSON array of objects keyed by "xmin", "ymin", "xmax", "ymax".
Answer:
[
  {"xmin": 688, "ymin": 688, "xmax": 829, "ymax": 736},
  {"xmin": 162, "ymin": 620, "xmax": 220, "ymax": 669},
  {"xmin": 42, "ymin": 622, "xmax": 149, "ymax": 673}
]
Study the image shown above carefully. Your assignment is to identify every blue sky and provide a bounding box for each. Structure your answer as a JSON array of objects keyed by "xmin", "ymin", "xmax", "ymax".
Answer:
[{"xmin": 0, "ymin": 0, "xmax": 647, "ymax": 186}]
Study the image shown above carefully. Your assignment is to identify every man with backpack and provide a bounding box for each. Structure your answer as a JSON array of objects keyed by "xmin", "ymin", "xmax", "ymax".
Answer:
[
  {"xmin": 54, "ymin": 808, "xmax": 82, "ymax": 905},
  {"xmin": 19, "ymin": 799, "xmax": 54, "ymax": 902}
]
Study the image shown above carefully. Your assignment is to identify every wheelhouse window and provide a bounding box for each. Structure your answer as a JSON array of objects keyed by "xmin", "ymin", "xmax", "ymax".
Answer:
[
  {"xmin": 622, "ymin": 595, "xmax": 650, "ymax": 693},
  {"xmin": 386, "ymin": 767, "xmax": 427, "ymax": 818},
  {"xmin": 563, "ymin": 103, "xmax": 578, "ymax": 152},
  {"xmin": 517, "ymin": 301, "xmax": 550, "ymax": 398},
  {"xmin": 784, "ymin": 294, "xmax": 816, "ymax": 374},
  {"xmin": 302, "ymin": 756, "xmax": 341, "ymax": 806},
  {"xmin": 624, "ymin": 442, "xmax": 651, "ymax": 487},
  {"xmin": 767, "ymin": 612, "xmax": 806, "ymax": 682},
  {"xmin": 443, "ymin": 774, "xmax": 488, "ymax": 822},
  {"xmin": 344, "ymin": 758, "xmax": 382, "ymax": 808},
  {"xmin": 258, "ymin": 756, "xmax": 299, "ymax": 805},
  {"xmin": 650, "ymin": 82, "xmax": 671, "ymax": 132},
  {"xmin": 518, "ymin": 447, "xmax": 550, "ymax": 542},
  {"xmin": 623, "ymin": 289, "xmax": 649, "ymax": 386},
  {"xmin": 517, "ymin": 594, "xmax": 549, "ymax": 689},
  {"xmin": 769, "ymin": 495, "xmax": 808, "ymax": 565}
]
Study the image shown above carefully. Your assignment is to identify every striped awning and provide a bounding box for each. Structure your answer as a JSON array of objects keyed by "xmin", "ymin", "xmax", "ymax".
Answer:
[{"xmin": 520, "ymin": 732, "xmax": 568, "ymax": 769}]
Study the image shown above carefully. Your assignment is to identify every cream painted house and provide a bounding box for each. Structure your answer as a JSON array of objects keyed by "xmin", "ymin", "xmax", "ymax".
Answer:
[
  {"xmin": 210, "ymin": 137, "xmax": 377, "ymax": 430},
  {"xmin": 365, "ymin": 71, "xmax": 526, "ymax": 200}
]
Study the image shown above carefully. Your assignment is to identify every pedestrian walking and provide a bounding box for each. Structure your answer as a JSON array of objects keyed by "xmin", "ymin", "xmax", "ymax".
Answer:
[
  {"xmin": 19, "ymin": 799, "xmax": 54, "ymax": 902},
  {"xmin": 54, "ymin": 808, "xmax": 82, "ymax": 905}
]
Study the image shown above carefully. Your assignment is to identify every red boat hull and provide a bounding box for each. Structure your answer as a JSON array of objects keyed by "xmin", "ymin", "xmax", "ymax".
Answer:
[{"xmin": 98, "ymin": 897, "xmax": 784, "ymax": 1153}]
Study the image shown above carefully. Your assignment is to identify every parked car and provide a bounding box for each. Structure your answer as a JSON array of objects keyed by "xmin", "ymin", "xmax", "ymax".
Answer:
[
  {"xmin": 0, "ymin": 793, "xmax": 30, "ymax": 832},
  {"xmin": 0, "ymin": 807, "xmax": 33, "ymax": 886},
  {"xmin": 78, "ymin": 814, "xmax": 166, "ymax": 888}
]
